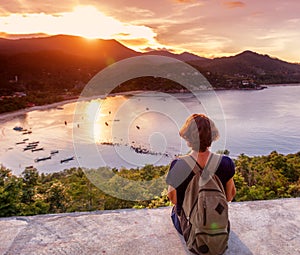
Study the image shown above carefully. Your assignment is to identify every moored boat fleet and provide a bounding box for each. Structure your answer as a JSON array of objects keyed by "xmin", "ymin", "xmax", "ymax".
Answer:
[{"xmin": 14, "ymin": 126, "xmax": 74, "ymax": 165}]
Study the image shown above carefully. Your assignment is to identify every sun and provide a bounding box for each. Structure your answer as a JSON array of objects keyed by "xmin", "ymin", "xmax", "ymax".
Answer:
[
  {"xmin": 61, "ymin": 6, "xmax": 121, "ymax": 39},
  {"xmin": 0, "ymin": 5, "xmax": 127, "ymax": 39},
  {"xmin": 0, "ymin": 5, "xmax": 160, "ymax": 52}
]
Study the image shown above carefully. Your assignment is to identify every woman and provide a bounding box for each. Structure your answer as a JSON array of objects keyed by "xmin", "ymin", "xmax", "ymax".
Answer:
[{"xmin": 166, "ymin": 113, "xmax": 236, "ymax": 232}]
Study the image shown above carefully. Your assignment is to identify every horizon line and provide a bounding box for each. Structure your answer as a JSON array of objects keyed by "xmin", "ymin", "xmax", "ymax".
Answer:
[{"xmin": 0, "ymin": 32, "xmax": 299, "ymax": 64}]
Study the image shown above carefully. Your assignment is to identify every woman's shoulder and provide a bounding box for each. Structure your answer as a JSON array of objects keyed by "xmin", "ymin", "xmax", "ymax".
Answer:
[
  {"xmin": 219, "ymin": 155, "xmax": 235, "ymax": 168},
  {"xmin": 166, "ymin": 157, "xmax": 194, "ymax": 188},
  {"xmin": 216, "ymin": 154, "xmax": 235, "ymax": 179},
  {"xmin": 170, "ymin": 157, "xmax": 189, "ymax": 169}
]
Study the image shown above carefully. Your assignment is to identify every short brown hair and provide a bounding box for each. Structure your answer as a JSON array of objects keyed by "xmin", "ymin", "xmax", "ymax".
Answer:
[{"xmin": 179, "ymin": 114, "xmax": 219, "ymax": 152}]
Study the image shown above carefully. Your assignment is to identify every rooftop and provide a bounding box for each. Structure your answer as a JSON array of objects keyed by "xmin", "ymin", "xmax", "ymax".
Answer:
[{"xmin": 1, "ymin": 198, "xmax": 299, "ymax": 255}]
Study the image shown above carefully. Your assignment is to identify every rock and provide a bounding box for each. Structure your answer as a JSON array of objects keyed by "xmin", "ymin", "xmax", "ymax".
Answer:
[{"xmin": 0, "ymin": 198, "xmax": 299, "ymax": 255}]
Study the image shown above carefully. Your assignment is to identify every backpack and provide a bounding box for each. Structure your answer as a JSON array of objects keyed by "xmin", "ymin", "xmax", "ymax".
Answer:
[{"xmin": 178, "ymin": 153, "xmax": 229, "ymax": 255}]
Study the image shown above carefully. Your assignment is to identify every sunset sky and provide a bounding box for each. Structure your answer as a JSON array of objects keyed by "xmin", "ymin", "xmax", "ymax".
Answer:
[{"xmin": 0, "ymin": 0, "xmax": 300, "ymax": 62}]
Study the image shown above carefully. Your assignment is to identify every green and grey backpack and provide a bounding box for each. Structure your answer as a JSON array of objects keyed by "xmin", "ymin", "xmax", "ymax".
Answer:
[{"xmin": 178, "ymin": 153, "xmax": 229, "ymax": 255}]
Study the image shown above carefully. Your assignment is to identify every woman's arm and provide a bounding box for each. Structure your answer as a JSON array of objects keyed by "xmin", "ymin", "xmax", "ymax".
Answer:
[
  {"xmin": 225, "ymin": 177, "xmax": 236, "ymax": 202},
  {"xmin": 167, "ymin": 185, "xmax": 177, "ymax": 204}
]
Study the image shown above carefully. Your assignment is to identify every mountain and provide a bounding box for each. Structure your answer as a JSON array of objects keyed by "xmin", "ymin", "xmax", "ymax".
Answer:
[
  {"xmin": 1, "ymin": 34, "xmax": 300, "ymax": 95},
  {"xmin": 196, "ymin": 50, "xmax": 300, "ymax": 75},
  {"xmin": 0, "ymin": 35, "xmax": 143, "ymax": 95},
  {"xmin": 0, "ymin": 34, "xmax": 140, "ymax": 60},
  {"xmin": 144, "ymin": 50, "xmax": 209, "ymax": 62},
  {"xmin": 189, "ymin": 50, "xmax": 300, "ymax": 86}
]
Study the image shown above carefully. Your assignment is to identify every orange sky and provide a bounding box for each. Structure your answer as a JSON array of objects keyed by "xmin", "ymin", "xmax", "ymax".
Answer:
[{"xmin": 0, "ymin": 0, "xmax": 300, "ymax": 62}]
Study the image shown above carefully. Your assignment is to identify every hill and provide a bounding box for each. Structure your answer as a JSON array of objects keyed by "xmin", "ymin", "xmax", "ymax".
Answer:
[
  {"xmin": 204, "ymin": 50, "xmax": 300, "ymax": 74},
  {"xmin": 144, "ymin": 50, "xmax": 209, "ymax": 63},
  {"xmin": 190, "ymin": 50, "xmax": 300, "ymax": 86},
  {"xmin": 0, "ymin": 34, "xmax": 140, "ymax": 60},
  {"xmin": 0, "ymin": 35, "xmax": 142, "ymax": 99},
  {"xmin": 1, "ymin": 34, "xmax": 300, "ymax": 99}
]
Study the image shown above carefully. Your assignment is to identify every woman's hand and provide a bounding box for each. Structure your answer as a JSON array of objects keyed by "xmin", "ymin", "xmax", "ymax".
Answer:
[
  {"xmin": 167, "ymin": 185, "xmax": 177, "ymax": 204},
  {"xmin": 225, "ymin": 178, "xmax": 236, "ymax": 202}
]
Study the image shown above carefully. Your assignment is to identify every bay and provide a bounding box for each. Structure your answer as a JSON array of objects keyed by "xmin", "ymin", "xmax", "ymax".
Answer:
[{"xmin": 0, "ymin": 84, "xmax": 299, "ymax": 175}]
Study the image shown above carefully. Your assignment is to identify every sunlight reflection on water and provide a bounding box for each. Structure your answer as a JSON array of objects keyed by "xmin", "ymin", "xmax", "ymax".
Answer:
[{"xmin": 0, "ymin": 85, "xmax": 299, "ymax": 175}]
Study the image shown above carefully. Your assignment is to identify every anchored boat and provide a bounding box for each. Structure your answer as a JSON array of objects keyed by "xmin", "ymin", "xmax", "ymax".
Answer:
[
  {"xmin": 60, "ymin": 156, "xmax": 74, "ymax": 163},
  {"xmin": 31, "ymin": 147, "xmax": 44, "ymax": 152},
  {"xmin": 34, "ymin": 156, "xmax": 51, "ymax": 162},
  {"xmin": 13, "ymin": 126, "xmax": 23, "ymax": 131}
]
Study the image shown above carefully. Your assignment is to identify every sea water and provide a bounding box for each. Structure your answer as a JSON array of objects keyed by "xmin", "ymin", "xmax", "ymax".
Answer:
[{"xmin": 0, "ymin": 85, "xmax": 299, "ymax": 175}]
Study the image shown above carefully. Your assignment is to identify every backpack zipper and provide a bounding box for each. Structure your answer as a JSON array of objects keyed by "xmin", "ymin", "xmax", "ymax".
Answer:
[
  {"xmin": 203, "ymin": 200, "xmax": 207, "ymax": 226},
  {"xmin": 199, "ymin": 188, "xmax": 223, "ymax": 193},
  {"xmin": 198, "ymin": 232, "xmax": 228, "ymax": 236}
]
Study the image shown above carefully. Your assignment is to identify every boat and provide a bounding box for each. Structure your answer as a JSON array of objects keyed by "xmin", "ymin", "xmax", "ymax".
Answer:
[
  {"xmin": 50, "ymin": 150, "xmax": 59, "ymax": 155},
  {"xmin": 23, "ymin": 144, "xmax": 37, "ymax": 151},
  {"xmin": 28, "ymin": 141, "xmax": 39, "ymax": 145},
  {"xmin": 34, "ymin": 156, "xmax": 51, "ymax": 162},
  {"xmin": 60, "ymin": 156, "xmax": 74, "ymax": 163},
  {"xmin": 16, "ymin": 141, "xmax": 26, "ymax": 145},
  {"xmin": 13, "ymin": 126, "xmax": 23, "ymax": 131},
  {"xmin": 31, "ymin": 147, "xmax": 44, "ymax": 152},
  {"xmin": 22, "ymin": 131, "xmax": 32, "ymax": 135}
]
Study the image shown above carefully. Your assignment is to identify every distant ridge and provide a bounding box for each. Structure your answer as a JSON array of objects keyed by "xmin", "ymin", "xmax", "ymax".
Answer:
[
  {"xmin": 0, "ymin": 34, "xmax": 140, "ymax": 60},
  {"xmin": 144, "ymin": 50, "xmax": 209, "ymax": 62},
  {"xmin": 196, "ymin": 50, "xmax": 300, "ymax": 75},
  {"xmin": 0, "ymin": 34, "xmax": 299, "ymax": 67},
  {"xmin": 0, "ymin": 34, "xmax": 300, "ymax": 92}
]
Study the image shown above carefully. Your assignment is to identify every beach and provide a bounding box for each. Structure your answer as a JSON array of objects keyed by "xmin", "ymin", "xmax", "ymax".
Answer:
[{"xmin": 0, "ymin": 97, "xmax": 80, "ymax": 124}]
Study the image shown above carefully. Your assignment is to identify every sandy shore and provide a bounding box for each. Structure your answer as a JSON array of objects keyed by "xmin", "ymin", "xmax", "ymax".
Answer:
[
  {"xmin": 1, "ymin": 84, "xmax": 299, "ymax": 124},
  {"xmin": 0, "ymin": 90, "xmax": 169, "ymax": 124},
  {"xmin": 0, "ymin": 97, "xmax": 80, "ymax": 124}
]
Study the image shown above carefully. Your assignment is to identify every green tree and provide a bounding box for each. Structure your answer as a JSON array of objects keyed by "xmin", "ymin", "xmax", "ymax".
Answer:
[{"xmin": 0, "ymin": 167, "xmax": 22, "ymax": 217}]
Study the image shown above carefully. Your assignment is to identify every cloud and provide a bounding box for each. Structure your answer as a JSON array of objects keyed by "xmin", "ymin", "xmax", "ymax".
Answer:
[
  {"xmin": 0, "ymin": 32, "xmax": 48, "ymax": 39},
  {"xmin": 118, "ymin": 38, "xmax": 150, "ymax": 46},
  {"xmin": 0, "ymin": 0, "xmax": 75, "ymax": 14},
  {"xmin": 223, "ymin": 1, "xmax": 245, "ymax": 9},
  {"xmin": 173, "ymin": 0, "xmax": 195, "ymax": 2},
  {"xmin": 124, "ymin": 7, "xmax": 155, "ymax": 18},
  {"xmin": 0, "ymin": 5, "xmax": 157, "ymax": 41},
  {"xmin": 154, "ymin": 17, "xmax": 204, "ymax": 45},
  {"xmin": 142, "ymin": 46, "xmax": 175, "ymax": 52},
  {"xmin": 179, "ymin": 35, "xmax": 233, "ymax": 51},
  {"xmin": 287, "ymin": 18, "xmax": 300, "ymax": 24},
  {"xmin": 113, "ymin": 32, "xmax": 131, "ymax": 37},
  {"xmin": 0, "ymin": 0, "xmax": 299, "ymax": 62}
]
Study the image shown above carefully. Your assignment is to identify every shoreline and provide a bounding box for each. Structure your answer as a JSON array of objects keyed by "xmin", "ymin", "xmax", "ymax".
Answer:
[
  {"xmin": 1, "ymin": 83, "xmax": 299, "ymax": 123},
  {"xmin": 1, "ymin": 84, "xmax": 299, "ymax": 176},
  {"xmin": 3, "ymin": 150, "xmax": 300, "ymax": 177},
  {"xmin": 0, "ymin": 97, "xmax": 79, "ymax": 124}
]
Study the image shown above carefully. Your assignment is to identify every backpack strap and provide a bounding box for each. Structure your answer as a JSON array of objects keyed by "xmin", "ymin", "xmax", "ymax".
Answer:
[
  {"xmin": 179, "ymin": 155, "xmax": 203, "ymax": 175},
  {"xmin": 199, "ymin": 152, "xmax": 222, "ymax": 187},
  {"xmin": 180, "ymin": 153, "xmax": 221, "ymax": 176},
  {"xmin": 179, "ymin": 153, "xmax": 222, "ymax": 187}
]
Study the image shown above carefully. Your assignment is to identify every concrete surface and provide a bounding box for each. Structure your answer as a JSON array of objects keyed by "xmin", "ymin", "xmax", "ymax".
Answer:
[{"xmin": 1, "ymin": 198, "xmax": 299, "ymax": 255}]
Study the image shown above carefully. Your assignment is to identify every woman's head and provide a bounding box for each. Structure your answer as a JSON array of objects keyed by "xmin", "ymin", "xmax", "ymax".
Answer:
[{"xmin": 179, "ymin": 114, "xmax": 219, "ymax": 152}]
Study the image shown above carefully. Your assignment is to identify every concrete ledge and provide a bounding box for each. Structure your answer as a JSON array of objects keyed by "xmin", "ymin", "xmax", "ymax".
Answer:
[{"xmin": 1, "ymin": 198, "xmax": 299, "ymax": 255}]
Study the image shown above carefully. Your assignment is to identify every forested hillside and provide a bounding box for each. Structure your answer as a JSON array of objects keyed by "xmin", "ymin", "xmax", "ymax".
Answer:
[
  {"xmin": 1, "ymin": 35, "xmax": 300, "ymax": 113},
  {"xmin": 1, "ymin": 35, "xmax": 300, "ymax": 95},
  {"xmin": 1, "ymin": 151, "xmax": 299, "ymax": 217}
]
